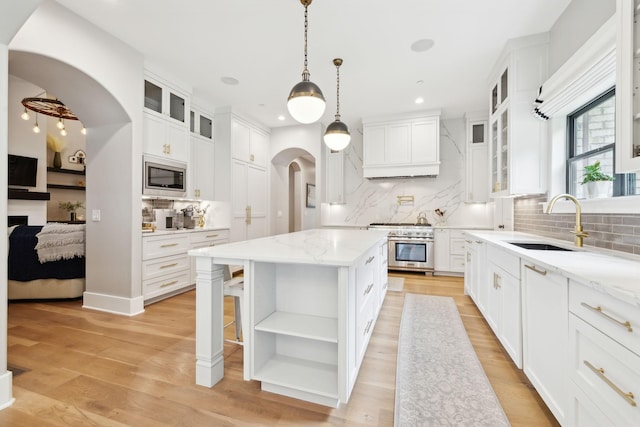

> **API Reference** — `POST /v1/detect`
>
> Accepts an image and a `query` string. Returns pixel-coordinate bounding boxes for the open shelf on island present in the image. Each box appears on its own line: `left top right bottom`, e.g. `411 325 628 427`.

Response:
255 312 338 343
253 354 338 399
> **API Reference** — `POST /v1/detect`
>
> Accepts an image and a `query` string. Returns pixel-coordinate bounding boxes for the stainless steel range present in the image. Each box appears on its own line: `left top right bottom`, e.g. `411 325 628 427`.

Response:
368 222 434 273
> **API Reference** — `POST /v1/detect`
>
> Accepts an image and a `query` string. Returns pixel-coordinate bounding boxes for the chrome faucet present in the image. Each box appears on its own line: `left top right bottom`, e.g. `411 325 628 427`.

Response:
545 193 589 247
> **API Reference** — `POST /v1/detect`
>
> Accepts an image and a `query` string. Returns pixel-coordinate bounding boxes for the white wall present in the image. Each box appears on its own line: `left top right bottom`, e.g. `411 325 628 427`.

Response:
548 0 615 75
9 1 145 313
321 118 493 228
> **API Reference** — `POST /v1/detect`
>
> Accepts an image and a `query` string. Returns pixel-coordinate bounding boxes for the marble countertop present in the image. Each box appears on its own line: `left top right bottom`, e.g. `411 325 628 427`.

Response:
189 228 388 267
464 230 640 307
143 227 229 237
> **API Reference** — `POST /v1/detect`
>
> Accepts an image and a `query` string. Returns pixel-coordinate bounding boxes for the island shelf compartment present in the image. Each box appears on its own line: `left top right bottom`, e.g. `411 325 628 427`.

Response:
250 261 346 407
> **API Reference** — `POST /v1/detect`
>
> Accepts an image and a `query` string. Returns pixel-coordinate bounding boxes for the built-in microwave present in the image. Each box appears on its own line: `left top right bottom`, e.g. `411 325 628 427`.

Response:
142 155 187 198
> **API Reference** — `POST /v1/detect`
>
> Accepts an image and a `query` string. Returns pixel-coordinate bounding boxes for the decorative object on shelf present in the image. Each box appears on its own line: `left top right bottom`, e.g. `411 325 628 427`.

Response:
580 160 613 198
323 58 351 151
68 149 86 166
306 183 316 208
434 208 446 225
47 134 66 169
287 0 325 124
59 201 85 222
21 93 85 135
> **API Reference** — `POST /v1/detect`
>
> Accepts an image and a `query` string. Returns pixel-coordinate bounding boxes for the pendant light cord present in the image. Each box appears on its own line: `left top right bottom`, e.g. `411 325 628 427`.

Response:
302 3 310 80
335 62 341 119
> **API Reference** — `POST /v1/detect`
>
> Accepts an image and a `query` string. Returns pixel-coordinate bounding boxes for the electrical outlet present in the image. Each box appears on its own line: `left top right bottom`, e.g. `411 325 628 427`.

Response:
92 210 101 221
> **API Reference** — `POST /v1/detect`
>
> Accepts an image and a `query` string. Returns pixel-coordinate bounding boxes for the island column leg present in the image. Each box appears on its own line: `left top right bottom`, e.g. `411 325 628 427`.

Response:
194 257 225 387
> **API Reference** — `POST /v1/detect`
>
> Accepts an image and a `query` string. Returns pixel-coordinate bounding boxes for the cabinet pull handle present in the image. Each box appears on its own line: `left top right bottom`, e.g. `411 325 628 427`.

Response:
475 240 483 244
465 239 472 243
160 263 178 269
493 272 501 289
364 319 373 335
365 255 375 265
160 243 179 248
584 360 636 407
206 234 219 238
246 206 252 225
364 283 374 296
160 280 178 288
524 264 547 276
581 302 633 332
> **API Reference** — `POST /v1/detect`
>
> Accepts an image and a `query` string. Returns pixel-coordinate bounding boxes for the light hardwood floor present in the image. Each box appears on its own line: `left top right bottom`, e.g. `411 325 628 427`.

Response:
1 273 559 426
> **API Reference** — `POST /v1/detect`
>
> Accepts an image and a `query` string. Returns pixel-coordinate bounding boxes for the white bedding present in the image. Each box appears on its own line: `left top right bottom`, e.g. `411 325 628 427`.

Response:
34 223 86 263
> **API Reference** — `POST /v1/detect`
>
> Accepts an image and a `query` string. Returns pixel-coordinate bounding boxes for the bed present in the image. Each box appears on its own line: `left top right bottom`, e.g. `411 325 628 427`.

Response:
7 224 86 300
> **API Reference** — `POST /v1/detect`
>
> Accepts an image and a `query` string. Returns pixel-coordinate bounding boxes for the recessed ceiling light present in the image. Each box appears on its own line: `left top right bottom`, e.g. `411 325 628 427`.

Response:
278 115 285 121
416 80 424 85
221 76 239 85
415 97 424 104
410 39 434 53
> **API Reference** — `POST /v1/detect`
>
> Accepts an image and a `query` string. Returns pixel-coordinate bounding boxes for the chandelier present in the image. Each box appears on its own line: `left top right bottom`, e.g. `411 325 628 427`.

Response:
21 95 85 135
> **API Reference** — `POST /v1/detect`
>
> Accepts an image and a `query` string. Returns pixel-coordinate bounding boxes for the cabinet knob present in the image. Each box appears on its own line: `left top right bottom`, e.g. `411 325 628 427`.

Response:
250 154 255 162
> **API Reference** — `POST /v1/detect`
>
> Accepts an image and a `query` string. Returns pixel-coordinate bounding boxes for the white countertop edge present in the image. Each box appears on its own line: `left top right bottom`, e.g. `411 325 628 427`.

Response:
143 227 229 236
463 230 640 307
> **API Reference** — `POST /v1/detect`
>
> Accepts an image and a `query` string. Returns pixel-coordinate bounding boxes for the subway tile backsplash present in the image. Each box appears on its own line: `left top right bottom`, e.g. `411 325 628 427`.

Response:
514 195 640 256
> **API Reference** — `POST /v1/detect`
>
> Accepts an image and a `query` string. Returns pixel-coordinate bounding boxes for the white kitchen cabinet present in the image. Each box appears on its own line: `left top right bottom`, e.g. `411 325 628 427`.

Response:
615 0 640 172
567 279 640 427
377 239 388 311
143 73 190 162
230 159 267 242
214 109 270 241
435 228 465 275
522 260 568 425
488 35 548 196
485 246 522 369
325 145 345 204
142 233 191 303
433 228 450 272
230 117 269 169
362 111 440 178
465 113 489 203
188 229 229 284
189 135 215 200
469 239 488 316
190 106 213 140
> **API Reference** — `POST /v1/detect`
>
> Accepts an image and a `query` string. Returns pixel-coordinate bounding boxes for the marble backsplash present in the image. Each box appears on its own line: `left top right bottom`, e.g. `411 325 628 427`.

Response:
320 118 494 228
514 195 640 256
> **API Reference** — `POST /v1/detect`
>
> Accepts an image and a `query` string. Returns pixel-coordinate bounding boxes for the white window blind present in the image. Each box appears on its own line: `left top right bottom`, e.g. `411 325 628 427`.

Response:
533 16 615 120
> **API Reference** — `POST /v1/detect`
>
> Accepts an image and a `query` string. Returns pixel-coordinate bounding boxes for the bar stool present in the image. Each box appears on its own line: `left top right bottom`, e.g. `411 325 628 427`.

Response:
223 265 244 345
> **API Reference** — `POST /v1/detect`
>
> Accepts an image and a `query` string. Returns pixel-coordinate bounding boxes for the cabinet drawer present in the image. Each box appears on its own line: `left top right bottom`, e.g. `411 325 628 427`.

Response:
569 280 640 356
356 300 375 361
142 253 189 281
450 238 466 255
190 229 230 246
356 249 377 309
487 244 520 279
569 315 640 426
143 234 189 260
450 254 465 272
143 270 191 300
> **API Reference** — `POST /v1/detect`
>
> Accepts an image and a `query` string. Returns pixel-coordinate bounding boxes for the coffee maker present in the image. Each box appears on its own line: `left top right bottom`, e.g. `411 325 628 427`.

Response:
153 209 177 230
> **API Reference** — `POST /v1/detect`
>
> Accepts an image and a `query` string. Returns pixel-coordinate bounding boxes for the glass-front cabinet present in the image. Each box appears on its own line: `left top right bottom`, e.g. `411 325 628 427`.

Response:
488 34 548 197
143 75 188 124
615 0 640 172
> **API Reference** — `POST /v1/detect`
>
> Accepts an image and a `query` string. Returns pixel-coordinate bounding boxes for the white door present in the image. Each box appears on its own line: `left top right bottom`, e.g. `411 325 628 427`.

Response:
247 164 267 240
230 160 248 242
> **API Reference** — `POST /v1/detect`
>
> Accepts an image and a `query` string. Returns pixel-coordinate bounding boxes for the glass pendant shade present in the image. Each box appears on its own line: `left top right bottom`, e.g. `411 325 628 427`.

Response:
287 79 326 124
324 118 351 151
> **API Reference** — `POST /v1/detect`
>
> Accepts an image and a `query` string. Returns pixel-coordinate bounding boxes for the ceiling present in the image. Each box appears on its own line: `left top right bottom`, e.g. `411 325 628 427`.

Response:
54 0 571 129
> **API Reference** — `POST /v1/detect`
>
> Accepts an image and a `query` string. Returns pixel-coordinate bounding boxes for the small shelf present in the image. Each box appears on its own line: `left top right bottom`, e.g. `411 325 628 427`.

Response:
253 354 338 399
8 189 50 200
47 184 86 191
255 312 338 343
47 167 85 176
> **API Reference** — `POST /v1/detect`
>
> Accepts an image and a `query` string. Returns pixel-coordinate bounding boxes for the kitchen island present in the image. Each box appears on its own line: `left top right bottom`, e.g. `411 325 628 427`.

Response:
188 228 389 407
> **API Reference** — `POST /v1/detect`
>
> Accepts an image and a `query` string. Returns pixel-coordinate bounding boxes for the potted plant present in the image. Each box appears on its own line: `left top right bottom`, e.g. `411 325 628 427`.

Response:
59 201 85 221
580 160 613 198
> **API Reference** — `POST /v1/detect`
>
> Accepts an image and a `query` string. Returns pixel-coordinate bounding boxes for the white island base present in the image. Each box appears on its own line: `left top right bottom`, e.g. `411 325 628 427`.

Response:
190 229 389 407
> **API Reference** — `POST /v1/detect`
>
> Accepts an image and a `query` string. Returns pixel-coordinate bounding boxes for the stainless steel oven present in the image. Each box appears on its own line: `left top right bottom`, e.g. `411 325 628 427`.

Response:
368 223 434 273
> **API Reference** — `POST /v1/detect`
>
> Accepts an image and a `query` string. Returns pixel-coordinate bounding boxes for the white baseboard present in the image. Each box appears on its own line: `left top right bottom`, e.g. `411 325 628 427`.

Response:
0 371 14 411
82 292 144 316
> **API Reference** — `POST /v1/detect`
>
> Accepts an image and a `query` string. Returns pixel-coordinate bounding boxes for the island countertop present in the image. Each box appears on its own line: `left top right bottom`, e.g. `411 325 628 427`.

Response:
188 228 388 266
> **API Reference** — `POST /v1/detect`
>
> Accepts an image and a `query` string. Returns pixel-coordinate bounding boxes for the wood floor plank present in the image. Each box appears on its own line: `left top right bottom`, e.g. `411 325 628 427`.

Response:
0 273 559 426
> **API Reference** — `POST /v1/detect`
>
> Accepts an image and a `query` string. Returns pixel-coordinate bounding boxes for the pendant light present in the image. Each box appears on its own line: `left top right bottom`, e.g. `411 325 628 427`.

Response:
287 0 325 124
323 58 350 151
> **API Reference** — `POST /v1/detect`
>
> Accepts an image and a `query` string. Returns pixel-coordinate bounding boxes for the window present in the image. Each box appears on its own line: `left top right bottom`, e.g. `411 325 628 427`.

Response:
567 88 639 198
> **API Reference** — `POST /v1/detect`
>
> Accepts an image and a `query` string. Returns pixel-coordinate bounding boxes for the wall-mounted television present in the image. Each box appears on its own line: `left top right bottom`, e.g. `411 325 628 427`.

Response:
8 154 38 187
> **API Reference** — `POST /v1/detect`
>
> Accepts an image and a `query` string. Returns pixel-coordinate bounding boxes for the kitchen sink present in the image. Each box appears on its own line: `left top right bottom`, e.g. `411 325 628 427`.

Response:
506 242 574 251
